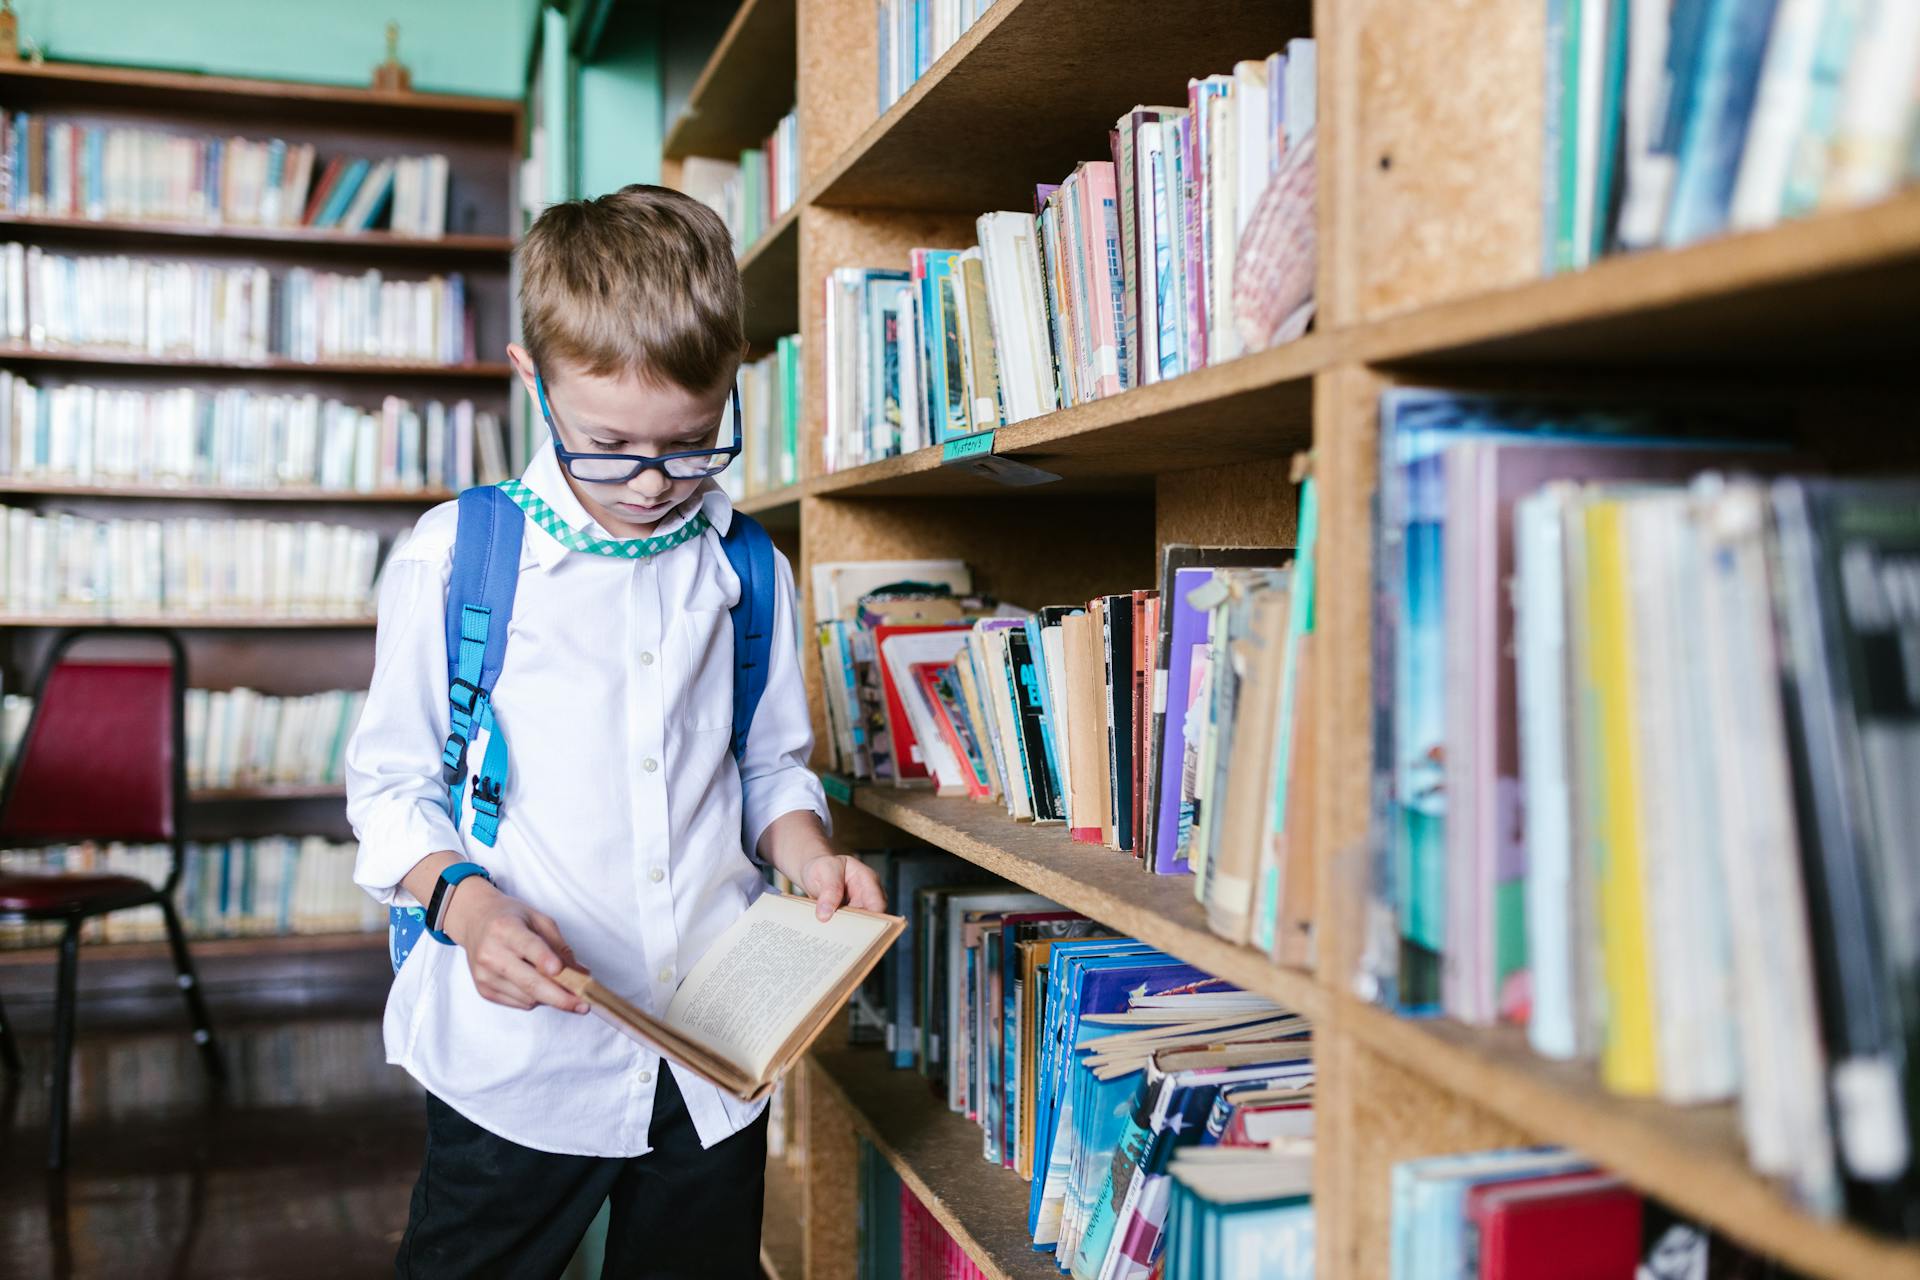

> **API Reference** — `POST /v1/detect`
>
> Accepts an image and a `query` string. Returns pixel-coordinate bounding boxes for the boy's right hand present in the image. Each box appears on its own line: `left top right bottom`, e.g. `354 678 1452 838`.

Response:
444 880 592 1014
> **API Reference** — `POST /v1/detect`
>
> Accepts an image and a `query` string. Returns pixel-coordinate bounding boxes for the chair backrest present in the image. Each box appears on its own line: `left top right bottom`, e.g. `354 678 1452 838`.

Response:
0 629 187 855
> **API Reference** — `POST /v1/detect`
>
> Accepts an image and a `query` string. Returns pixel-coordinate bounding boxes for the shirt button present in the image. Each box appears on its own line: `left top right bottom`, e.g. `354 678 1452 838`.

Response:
649 868 665 883
642 757 658 773
658 967 673 984
639 650 655 666
638 1069 653 1084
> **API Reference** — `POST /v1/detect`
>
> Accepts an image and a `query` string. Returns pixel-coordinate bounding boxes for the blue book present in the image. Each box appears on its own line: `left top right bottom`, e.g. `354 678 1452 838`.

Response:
1664 0 1782 245
316 157 370 229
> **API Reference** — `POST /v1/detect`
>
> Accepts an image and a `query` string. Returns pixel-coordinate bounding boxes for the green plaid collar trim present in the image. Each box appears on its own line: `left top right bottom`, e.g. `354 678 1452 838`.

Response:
497 479 710 560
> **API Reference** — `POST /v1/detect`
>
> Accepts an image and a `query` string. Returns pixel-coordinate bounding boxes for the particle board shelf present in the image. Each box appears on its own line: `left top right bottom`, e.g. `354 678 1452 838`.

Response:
808 330 1327 498
664 0 797 160
189 784 347 802
846 787 1324 1021
735 483 807 528
810 0 1311 213
0 213 515 260
1355 190 1920 370
808 1046 1062 1280
740 205 801 349
0 59 519 134
0 345 514 380
0 479 452 504
1341 1002 1920 1280
0 928 383 967
762 1151 804 1280
0 614 377 629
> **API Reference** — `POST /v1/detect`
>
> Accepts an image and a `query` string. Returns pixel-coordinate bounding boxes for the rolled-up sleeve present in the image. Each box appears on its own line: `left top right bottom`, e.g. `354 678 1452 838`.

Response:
347 536 463 908
739 548 830 861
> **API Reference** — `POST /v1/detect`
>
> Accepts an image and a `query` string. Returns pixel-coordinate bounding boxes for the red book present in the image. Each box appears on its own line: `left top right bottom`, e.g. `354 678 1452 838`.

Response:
302 156 347 226
1466 1172 1641 1280
871 623 970 786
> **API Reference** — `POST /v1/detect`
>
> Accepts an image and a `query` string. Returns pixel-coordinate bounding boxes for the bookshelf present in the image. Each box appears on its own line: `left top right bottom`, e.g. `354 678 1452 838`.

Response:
0 61 520 962
656 0 1920 1277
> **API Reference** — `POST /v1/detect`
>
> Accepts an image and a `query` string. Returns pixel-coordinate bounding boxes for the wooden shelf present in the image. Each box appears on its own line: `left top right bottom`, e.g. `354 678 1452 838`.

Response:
0 479 452 504
846 788 1325 1021
0 345 512 380
189 784 346 802
0 928 383 967
1356 189 1920 370
809 1046 1060 1280
810 331 1326 498
811 0 1310 212
664 0 797 160
0 614 377 630
0 59 518 134
0 213 514 260
736 483 806 530
741 204 801 350
762 1152 804 1280
1342 1004 1920 1280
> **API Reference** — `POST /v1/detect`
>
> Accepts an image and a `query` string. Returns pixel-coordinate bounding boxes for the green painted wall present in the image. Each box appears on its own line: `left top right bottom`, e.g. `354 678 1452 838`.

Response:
12 0 540 99
577 2 663 197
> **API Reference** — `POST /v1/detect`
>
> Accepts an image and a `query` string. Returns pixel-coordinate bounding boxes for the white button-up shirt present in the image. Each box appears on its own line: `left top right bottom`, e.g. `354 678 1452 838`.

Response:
346 442 827 1156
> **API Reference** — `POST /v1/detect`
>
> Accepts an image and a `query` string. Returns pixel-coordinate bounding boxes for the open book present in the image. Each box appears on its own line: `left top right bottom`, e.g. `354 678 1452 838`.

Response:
557 892 904 1101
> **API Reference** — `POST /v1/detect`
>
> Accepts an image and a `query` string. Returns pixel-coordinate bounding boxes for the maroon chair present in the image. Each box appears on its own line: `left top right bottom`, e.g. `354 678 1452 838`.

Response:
0 628 224 1169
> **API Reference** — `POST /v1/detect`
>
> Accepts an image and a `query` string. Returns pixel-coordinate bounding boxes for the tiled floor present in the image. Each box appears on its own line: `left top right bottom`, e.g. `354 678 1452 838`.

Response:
1 944 423 1279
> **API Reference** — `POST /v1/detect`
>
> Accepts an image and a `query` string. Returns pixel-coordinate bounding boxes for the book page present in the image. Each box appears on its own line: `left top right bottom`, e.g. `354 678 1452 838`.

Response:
665 893 895 1081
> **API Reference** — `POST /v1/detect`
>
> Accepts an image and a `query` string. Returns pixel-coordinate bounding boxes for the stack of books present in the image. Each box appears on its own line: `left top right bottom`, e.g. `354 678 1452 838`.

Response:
876 0 999 110
0 373 509 494
0 245 474 365
1365 385 1920 1234
0 505 383 619
0 836 380 947
813 495 1320 959
722 334 801 500
0 112 454 236
679 108 800 257
1548 0 1920 270
850 852 1315 1279
824 43 1317 472
1 687 365 792
1389 1146 1790 1279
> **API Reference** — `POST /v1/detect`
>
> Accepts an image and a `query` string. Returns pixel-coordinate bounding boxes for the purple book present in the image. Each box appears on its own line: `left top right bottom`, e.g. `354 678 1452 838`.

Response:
1033 182 1061 216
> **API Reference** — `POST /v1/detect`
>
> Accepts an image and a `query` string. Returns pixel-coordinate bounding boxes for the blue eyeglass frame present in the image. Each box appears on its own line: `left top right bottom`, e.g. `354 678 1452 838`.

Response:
534 371 743 483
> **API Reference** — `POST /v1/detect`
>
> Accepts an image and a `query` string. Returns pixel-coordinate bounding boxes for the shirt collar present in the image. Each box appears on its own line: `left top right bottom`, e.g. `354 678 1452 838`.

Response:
518 442 736 572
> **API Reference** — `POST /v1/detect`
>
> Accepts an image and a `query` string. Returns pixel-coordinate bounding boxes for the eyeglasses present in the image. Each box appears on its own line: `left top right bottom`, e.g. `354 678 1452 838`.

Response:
535 371 742 483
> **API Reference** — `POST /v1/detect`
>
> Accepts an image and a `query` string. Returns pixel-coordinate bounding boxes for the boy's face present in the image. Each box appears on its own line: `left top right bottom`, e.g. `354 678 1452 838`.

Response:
508 346 740 539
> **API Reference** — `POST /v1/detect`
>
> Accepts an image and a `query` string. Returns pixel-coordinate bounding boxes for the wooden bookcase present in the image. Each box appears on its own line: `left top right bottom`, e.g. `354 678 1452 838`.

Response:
658 1 1920 1278
0 61 519 930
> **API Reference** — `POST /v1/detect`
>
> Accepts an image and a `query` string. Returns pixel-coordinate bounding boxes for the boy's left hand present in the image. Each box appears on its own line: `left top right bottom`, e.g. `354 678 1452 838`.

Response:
799 853 887 921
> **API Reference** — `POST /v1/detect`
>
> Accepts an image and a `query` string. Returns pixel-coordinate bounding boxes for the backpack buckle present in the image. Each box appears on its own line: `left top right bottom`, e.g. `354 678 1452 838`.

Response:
448 678 484 717
441 731 469 784
470 774 503 818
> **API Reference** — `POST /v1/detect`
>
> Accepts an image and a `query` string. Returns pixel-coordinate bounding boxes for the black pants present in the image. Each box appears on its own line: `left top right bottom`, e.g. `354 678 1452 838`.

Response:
396 1068 769 1279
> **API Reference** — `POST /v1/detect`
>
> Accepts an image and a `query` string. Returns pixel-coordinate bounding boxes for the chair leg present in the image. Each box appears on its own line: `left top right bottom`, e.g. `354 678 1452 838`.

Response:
47 919 80 1171
158 897 224 1082
0 983 21 1076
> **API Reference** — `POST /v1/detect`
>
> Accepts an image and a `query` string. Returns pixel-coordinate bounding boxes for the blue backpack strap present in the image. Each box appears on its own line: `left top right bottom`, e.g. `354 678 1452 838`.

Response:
391 486 524 974
722 512 778 763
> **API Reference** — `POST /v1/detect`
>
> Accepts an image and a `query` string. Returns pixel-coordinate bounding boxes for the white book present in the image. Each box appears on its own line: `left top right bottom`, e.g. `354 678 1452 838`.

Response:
1232 61 1272 240
1729 0 1832 230
1571 0 1611 269
1285 38 1317 147
1205 88 1240 363
1822 0 1920 205
975 211 1052 425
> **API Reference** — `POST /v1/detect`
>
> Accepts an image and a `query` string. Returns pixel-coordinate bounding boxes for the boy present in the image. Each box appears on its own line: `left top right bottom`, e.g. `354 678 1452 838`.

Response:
346 185 885 1278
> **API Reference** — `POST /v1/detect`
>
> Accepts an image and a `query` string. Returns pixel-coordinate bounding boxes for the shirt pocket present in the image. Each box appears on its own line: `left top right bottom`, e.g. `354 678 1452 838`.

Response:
670 593 735 735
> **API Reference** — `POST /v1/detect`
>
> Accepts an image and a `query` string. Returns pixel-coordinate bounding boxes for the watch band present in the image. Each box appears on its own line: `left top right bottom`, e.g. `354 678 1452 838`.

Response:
426 862 492 945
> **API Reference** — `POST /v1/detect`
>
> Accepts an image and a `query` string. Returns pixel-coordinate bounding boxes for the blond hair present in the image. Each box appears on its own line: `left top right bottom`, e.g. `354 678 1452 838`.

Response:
517 184 743 391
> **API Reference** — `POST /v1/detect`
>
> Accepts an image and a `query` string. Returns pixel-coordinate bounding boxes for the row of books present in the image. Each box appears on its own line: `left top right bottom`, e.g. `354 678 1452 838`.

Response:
2 687 365 792
0 836 381 948
0 112 455 236
680 109 800 256
848 853 1315 1279
858 1149 990 1280
0 505 382 618
814 513 1320 957
1550 0 1920 270
0 244 476 365
876 0 998 111
823 43 1316 472
717 334 801 501
1390 1145 1799 1280
0 373 510 494
1363 385 1920 1235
